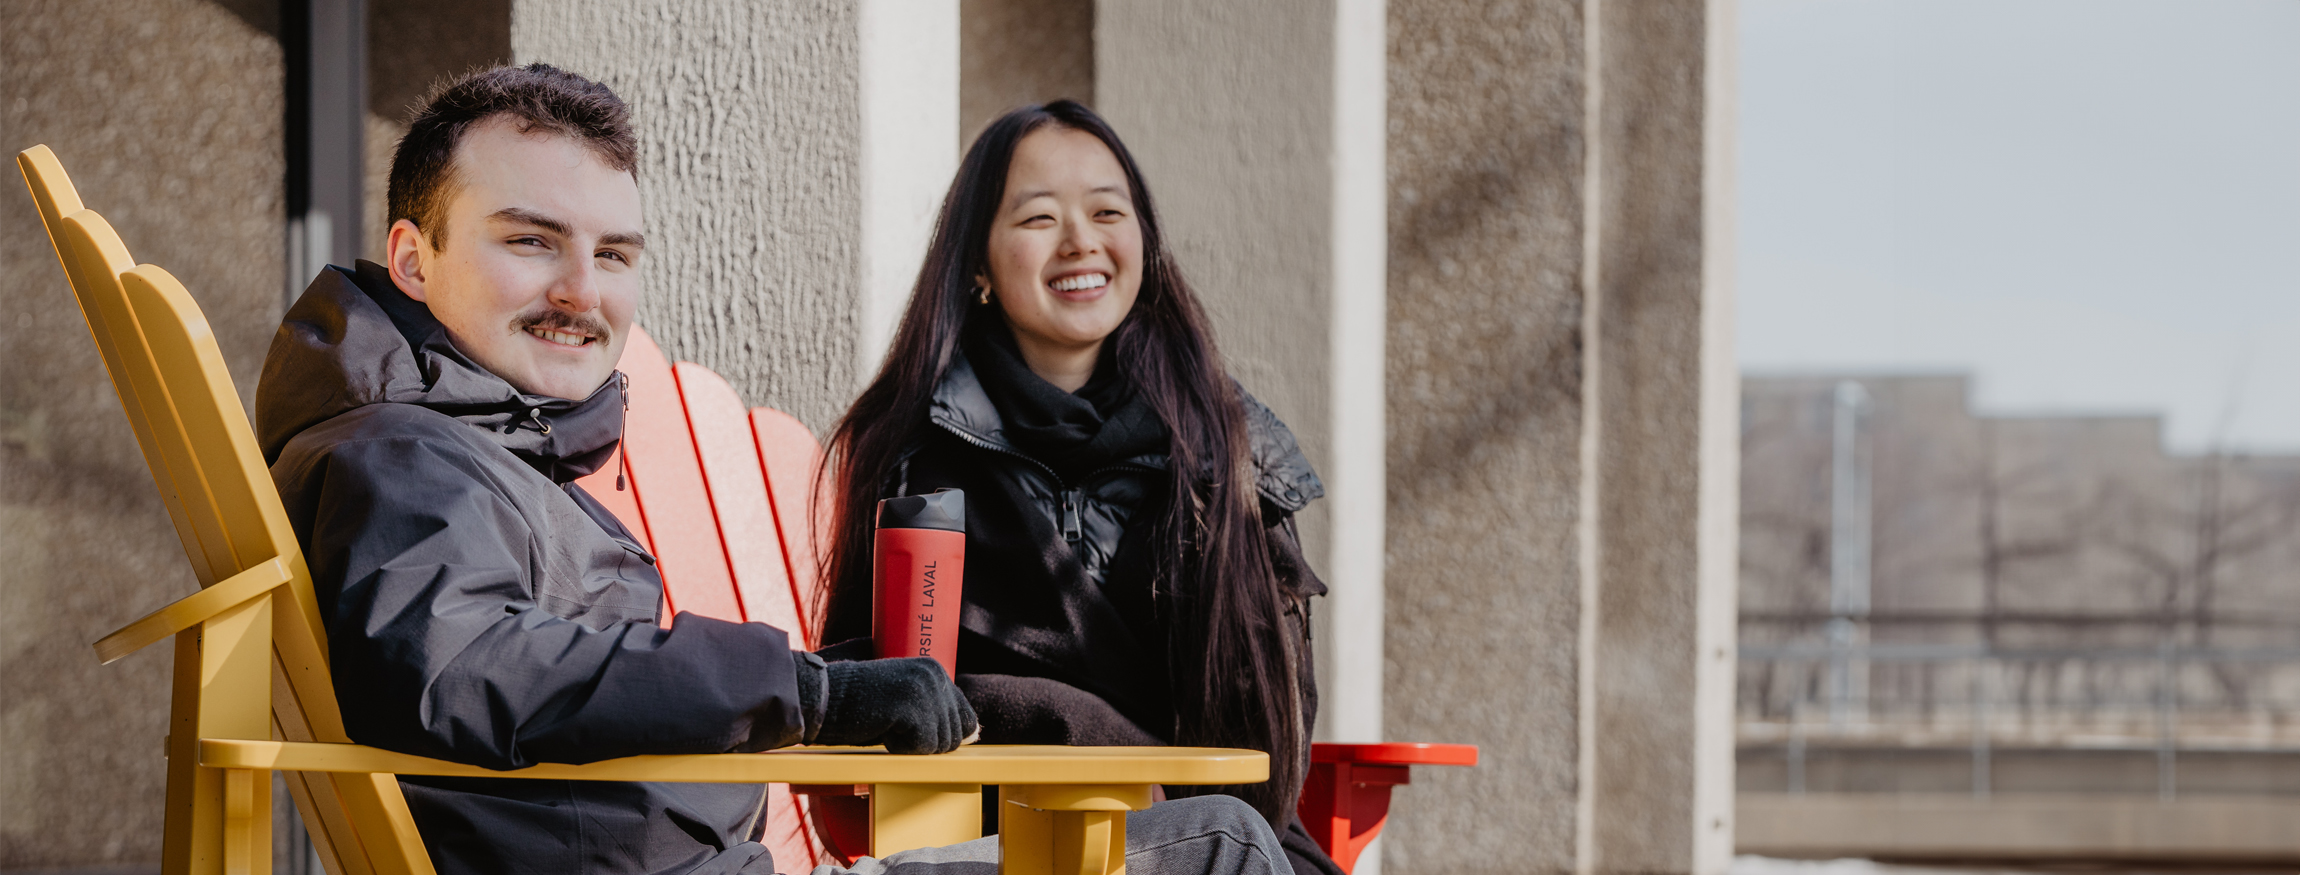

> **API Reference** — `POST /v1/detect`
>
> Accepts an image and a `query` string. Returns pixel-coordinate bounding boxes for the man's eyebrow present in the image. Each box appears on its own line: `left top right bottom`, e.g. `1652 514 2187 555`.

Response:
486 207 571 237
488 207 644 249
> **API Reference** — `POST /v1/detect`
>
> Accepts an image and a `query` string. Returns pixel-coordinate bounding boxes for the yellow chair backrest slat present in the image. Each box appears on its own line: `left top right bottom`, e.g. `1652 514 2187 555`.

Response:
117 263 333 713
18 143 84 238
23 146 436 875
58 213 241 584
20 146 213 584
116 262 432 875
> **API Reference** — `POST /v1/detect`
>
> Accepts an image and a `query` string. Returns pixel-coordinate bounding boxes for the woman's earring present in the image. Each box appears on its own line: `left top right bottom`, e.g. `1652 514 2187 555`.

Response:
976 285 992 306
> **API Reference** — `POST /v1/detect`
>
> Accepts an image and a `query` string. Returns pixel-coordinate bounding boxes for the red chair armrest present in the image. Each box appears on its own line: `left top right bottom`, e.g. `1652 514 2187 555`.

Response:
1299 743 1479 873
1310 741 1479 767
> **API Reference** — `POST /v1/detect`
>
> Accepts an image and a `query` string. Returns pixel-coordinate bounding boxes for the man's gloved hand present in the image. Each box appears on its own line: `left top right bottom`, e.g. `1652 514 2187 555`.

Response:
810 657 979 755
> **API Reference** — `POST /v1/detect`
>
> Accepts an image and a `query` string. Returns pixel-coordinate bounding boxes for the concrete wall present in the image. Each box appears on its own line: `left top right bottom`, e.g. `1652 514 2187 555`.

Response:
1094 0 1339 612
1384 2 1596 868
1089 0 1414 770
514 0 867 433
0 0 284 868
1587 2 1737 870
363 0 514 264
1384 1 1735 872
960 0 1093 141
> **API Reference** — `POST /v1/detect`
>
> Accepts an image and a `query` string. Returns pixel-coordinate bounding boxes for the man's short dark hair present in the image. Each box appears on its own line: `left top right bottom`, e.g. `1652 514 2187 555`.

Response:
387 63 638 250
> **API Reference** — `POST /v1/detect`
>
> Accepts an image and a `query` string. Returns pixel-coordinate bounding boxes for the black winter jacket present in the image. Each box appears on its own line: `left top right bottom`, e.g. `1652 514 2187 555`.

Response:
818 348 1339 875
823 352 1327 736
256 262 814 875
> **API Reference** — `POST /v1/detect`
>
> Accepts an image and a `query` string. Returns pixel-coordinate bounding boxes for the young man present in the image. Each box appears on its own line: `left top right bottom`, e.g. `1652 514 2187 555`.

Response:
254 64 1288 875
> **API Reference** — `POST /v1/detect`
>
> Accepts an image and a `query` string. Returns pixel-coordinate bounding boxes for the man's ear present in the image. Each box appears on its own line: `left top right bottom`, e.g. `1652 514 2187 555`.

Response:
386 219 433 302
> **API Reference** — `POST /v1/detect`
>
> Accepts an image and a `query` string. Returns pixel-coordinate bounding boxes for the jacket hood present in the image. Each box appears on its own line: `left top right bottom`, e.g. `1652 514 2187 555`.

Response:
928 354 1325 513
255 261 625 483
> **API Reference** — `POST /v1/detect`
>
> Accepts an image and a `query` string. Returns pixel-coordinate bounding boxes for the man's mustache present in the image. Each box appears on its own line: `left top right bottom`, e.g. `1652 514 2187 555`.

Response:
512 309 613 346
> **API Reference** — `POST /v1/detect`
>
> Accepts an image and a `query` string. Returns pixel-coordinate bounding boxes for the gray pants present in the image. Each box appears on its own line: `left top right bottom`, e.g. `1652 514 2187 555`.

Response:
811 796 1289 875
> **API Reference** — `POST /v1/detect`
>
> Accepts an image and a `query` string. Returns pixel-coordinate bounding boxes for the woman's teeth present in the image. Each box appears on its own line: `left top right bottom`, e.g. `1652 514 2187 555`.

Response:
527 327 594 346
1049 273 1109 293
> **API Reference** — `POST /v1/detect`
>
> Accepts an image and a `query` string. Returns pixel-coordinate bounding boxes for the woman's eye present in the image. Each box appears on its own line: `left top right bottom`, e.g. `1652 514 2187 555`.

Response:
1096 209 1125 220
1021 214 1056 227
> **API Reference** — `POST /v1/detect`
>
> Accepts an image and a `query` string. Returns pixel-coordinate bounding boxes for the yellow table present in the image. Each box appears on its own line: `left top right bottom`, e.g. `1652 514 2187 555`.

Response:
205 740 1269 875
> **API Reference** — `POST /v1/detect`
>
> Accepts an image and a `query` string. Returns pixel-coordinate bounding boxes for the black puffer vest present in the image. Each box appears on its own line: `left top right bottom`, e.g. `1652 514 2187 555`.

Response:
819 351 1342 875
821 350 1326 744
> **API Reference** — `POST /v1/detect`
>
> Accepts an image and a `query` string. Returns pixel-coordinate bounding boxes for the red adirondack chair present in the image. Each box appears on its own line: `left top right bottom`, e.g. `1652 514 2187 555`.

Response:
568 329 830 868
577 327 1474 873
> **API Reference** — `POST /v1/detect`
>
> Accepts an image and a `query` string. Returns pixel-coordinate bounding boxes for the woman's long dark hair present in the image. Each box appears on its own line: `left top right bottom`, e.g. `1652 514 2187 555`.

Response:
815 101 1306 825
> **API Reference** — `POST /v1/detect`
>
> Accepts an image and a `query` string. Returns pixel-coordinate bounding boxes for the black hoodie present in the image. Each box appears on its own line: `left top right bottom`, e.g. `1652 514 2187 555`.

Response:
257 262 810 875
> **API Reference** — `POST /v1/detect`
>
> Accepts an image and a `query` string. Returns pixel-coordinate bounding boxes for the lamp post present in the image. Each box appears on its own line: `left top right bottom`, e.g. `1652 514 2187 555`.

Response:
1828 380 1872 729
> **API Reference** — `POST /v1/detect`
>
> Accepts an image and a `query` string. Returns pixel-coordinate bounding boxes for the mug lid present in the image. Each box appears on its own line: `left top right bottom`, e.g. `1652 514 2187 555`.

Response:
876 488 965 532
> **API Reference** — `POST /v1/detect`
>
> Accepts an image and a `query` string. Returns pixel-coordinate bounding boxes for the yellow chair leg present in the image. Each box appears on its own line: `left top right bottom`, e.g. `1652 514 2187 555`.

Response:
999 791 1053 875
164 634 204 875
999 785 1149 875
1053 810 1120 875
183 594 274 875
869 783 983 859
224 769 260 875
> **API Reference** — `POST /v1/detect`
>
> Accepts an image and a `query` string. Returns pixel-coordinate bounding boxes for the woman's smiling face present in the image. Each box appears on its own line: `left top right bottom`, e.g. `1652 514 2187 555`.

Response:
981 126 1144 361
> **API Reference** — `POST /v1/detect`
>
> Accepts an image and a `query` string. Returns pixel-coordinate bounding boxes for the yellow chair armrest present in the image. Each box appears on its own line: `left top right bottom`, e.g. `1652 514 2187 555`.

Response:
201 739 1268 786
95 557 294 664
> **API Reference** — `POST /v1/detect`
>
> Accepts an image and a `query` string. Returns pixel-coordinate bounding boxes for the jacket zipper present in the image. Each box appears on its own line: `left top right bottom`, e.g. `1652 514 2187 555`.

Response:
615 372 630 491
1059 490 1083 543
931 419 1066 486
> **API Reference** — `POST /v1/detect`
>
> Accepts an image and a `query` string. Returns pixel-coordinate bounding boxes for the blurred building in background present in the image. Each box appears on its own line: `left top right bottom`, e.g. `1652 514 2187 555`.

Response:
1735 374 2300 863
4 2 1740 874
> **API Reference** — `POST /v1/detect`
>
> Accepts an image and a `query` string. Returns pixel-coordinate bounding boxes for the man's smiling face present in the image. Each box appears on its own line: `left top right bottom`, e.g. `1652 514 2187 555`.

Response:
386 116 645 401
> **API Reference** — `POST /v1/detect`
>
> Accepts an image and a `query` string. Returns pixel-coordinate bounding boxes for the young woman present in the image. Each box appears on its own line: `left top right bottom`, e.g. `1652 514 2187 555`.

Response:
817 101 1338 875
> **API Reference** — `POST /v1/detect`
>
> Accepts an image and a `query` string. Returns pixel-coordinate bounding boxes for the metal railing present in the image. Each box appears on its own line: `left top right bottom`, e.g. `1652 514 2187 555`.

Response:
1738 624 2300 799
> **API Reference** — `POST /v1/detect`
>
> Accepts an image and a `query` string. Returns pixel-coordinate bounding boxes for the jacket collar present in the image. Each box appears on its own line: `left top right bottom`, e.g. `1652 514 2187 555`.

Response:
254 260 625 483
925 354 1324 513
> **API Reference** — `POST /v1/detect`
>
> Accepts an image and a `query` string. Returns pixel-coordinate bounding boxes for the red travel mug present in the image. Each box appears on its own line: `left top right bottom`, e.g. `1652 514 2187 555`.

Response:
871 489 965 679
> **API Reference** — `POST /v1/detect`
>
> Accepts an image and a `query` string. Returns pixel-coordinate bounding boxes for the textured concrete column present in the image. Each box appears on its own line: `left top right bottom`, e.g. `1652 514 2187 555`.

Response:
517 0 956 430
1584 2 1738 871
1094 1 1394 757
1384 1 1736 873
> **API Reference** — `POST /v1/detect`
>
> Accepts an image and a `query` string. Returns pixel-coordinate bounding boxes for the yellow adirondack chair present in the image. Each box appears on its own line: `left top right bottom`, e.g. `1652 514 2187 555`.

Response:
19 144 1266 875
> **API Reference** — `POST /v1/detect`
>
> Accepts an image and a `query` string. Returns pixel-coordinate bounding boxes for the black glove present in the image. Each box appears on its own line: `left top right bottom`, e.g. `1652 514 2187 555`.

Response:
802 656 978 755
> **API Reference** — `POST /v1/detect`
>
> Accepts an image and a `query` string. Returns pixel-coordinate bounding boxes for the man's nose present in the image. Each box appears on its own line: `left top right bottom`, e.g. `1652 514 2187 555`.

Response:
547 255 603 313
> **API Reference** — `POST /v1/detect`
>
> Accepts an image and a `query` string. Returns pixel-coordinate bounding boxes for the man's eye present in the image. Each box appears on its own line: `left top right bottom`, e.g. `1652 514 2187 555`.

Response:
597 250 629 264
510 236 546 247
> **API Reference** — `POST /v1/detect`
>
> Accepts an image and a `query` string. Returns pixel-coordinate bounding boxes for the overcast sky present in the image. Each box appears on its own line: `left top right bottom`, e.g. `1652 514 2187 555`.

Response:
1738 0 2300 453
